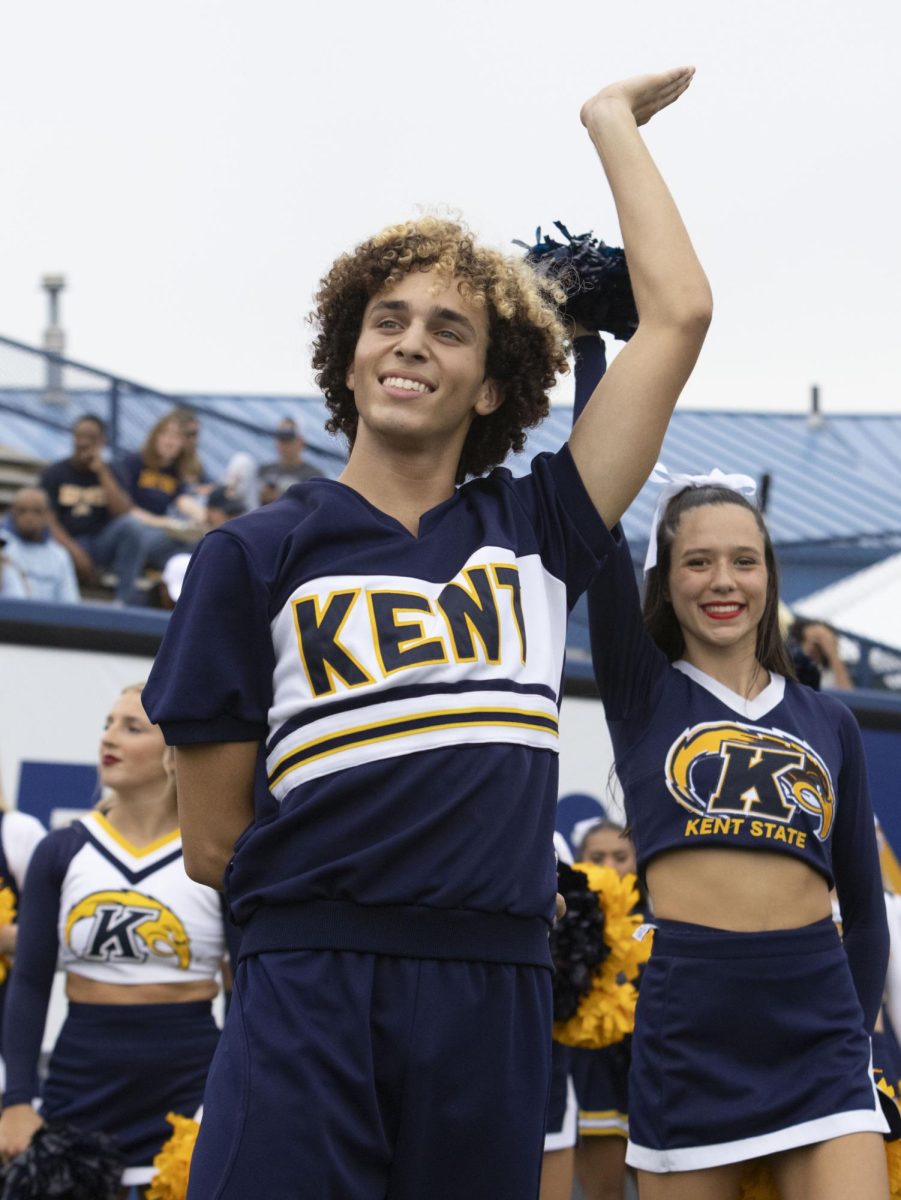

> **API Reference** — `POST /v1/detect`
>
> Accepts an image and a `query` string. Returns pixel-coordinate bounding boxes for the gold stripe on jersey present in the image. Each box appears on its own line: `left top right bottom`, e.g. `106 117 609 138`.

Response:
93 812 180 859
268 701 559 792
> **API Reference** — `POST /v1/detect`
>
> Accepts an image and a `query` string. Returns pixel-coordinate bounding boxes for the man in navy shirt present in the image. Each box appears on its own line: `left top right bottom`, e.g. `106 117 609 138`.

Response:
40 415 147 603
145 69 711 1199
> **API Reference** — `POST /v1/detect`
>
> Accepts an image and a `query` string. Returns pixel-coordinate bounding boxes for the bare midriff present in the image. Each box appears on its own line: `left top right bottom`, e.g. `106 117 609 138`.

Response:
646 846 832 932
65 974 219 1005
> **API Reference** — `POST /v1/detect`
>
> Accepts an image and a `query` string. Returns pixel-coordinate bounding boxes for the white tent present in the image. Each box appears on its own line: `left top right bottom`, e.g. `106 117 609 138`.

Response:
794 552 901 653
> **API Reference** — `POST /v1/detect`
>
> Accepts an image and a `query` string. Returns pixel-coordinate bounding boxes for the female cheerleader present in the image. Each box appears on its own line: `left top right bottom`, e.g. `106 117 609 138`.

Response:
552 299 890 1194
0 684 226 1197
585 467 890 1198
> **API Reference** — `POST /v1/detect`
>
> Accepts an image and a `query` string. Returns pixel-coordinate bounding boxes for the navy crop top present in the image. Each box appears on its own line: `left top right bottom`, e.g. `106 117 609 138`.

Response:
585 520 889 1029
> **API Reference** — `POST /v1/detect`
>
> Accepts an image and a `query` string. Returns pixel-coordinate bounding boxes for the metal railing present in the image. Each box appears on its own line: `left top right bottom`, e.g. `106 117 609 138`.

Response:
0 332 345 477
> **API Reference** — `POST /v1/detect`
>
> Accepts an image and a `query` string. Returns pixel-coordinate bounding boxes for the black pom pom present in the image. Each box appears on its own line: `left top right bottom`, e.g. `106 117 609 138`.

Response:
0 1122 124 1200
549 861 610 1022
516 221 638 341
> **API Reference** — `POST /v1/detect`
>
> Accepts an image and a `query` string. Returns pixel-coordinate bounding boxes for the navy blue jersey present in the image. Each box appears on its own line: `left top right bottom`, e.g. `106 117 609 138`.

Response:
115 452 185 515
587 522 888 1027
144 447 607 949
40 460 114 537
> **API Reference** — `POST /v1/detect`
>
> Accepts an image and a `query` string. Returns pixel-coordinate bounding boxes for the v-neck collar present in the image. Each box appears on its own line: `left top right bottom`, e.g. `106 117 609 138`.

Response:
673 659 786 720
320 477 461 540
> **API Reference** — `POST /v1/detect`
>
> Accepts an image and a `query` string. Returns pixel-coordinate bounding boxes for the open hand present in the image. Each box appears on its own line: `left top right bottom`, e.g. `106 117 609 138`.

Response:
581 67 695 130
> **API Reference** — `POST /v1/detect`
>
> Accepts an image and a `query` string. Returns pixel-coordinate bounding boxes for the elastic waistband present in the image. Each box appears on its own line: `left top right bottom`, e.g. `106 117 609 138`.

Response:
651 915 839 960
238 899 553 969
66 999 214 1023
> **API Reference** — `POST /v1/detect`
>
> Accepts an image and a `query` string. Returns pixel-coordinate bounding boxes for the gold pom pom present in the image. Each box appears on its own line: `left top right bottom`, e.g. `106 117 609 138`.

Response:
552 864 652 1050
0 883 18 985
146 1113 200 1200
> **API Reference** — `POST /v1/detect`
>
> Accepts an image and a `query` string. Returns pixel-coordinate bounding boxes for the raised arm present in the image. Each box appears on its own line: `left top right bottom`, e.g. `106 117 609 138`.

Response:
569 68 712 528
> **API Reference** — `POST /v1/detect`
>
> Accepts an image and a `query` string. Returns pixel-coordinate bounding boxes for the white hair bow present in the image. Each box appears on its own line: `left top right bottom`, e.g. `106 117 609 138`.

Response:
643 463 758 575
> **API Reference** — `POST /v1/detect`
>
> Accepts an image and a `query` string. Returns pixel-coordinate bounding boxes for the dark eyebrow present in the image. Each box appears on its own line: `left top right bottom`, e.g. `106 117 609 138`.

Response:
680 544 761 556
369 299 477 338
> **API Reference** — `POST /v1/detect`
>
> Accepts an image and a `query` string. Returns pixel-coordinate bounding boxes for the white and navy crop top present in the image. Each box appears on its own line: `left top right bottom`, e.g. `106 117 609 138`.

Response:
2 812 226 1106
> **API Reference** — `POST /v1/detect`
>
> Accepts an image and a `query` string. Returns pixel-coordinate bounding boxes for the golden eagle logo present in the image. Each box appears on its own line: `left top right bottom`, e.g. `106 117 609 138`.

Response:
65 890 191 969
665 721 835 840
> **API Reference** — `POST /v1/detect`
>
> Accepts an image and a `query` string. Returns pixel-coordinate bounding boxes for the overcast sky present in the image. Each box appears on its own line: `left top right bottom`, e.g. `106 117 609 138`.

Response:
1 0 899 416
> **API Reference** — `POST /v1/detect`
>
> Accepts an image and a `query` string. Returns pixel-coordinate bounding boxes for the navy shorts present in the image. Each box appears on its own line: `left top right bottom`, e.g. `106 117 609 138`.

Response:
571 1040 631 1138
41 1000 219 1187
188 949 553 1199
627 918 888 1173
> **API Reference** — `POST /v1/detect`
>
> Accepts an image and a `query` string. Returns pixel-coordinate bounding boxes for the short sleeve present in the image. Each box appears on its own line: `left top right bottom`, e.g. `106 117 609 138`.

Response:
587 528 668 721
143 530 275 745
507 445 612 610
39 463 61 511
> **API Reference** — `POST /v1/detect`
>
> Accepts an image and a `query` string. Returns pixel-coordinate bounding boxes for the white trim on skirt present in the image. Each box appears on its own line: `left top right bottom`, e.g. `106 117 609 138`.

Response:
627 1104 888 1174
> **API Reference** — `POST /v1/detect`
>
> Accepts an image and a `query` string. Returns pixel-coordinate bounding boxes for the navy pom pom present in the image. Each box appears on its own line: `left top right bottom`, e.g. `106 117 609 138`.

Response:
516 221 638 341
550 861 610 1022
0 1122 124 1200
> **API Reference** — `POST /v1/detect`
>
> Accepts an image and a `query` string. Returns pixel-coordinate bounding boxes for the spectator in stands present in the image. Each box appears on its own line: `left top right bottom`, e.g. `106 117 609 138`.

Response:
172 407 214 498
115 413 206 569
0 487 79 603
790 617 856 690
257 416 319 504
40 414 147 604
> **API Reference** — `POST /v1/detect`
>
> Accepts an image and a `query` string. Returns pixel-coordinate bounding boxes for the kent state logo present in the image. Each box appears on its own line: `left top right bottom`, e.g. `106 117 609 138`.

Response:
65 890 191 968
665 721 835 840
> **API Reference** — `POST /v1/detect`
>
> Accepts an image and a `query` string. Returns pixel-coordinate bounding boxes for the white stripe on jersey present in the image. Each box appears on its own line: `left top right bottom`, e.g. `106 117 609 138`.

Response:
266 687 560 799
266 547 568 794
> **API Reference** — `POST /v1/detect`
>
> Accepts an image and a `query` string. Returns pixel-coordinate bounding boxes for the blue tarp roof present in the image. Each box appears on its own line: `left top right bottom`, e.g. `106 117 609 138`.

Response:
3 386 901 553
509 408 901 555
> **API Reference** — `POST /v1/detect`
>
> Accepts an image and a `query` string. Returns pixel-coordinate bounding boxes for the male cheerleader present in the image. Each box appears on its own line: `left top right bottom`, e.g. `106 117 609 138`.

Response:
143 68 711 1199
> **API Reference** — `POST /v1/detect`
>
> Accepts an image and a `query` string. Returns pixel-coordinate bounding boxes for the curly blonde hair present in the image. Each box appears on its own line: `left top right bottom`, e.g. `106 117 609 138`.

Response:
311 216 570 481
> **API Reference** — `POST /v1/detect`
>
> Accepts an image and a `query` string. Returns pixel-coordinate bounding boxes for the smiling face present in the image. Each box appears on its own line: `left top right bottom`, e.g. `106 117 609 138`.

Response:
344 269 501 465
667 503 768 663
99 689 169 796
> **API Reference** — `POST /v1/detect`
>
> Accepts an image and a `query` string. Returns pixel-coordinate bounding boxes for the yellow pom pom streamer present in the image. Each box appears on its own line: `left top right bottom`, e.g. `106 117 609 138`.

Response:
146 1113 200 1200
552 864 652 1050
738 1161 780 1200
0 884 18 985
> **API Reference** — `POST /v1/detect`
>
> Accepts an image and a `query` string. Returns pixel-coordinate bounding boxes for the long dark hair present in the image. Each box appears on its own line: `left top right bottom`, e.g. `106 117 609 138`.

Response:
643 485 796 679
